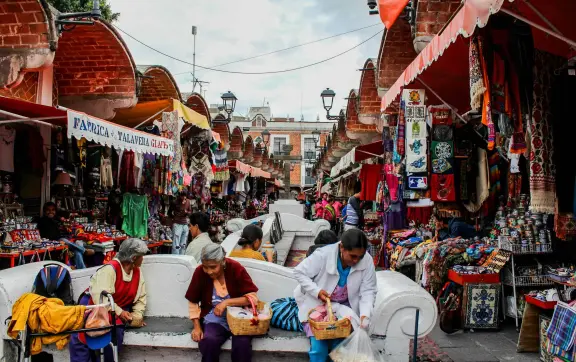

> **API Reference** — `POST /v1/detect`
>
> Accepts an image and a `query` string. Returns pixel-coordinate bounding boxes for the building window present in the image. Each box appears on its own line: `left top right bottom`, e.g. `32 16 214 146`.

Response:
304 166 315 185
254 115 266 127
273 137 287 155
303 137 316 160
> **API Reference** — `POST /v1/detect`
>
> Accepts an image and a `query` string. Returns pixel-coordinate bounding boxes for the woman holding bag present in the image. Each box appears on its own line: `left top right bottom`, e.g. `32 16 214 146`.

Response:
293 229 377 362
185 243 259 362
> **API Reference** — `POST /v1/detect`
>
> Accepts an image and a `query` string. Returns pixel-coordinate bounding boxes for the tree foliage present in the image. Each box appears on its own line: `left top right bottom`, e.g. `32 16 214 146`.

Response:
46 0 119 22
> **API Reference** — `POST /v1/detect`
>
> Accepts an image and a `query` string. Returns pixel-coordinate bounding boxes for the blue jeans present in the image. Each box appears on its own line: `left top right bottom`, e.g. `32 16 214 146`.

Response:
60 238 86 269
172 223 189 255
309 337 343 362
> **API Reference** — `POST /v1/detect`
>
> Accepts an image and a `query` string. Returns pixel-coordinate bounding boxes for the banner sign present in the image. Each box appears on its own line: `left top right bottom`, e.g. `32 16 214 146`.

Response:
67 110 174 156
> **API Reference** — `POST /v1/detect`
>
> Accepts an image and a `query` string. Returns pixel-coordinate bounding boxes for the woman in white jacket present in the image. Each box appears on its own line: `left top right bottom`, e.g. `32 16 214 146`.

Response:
293 229 377 362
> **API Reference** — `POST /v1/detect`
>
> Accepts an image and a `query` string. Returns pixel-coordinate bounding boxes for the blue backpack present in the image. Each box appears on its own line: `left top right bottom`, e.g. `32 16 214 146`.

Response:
270 297 303 332
31 264 74 305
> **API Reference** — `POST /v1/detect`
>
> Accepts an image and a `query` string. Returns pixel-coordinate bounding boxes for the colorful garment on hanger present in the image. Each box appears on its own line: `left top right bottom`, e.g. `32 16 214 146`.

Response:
469 38 486 111
359 164 380 201
121 193 150 238
162 110 184 173
100 156 113 188
119 151 135 190
476 36 496 150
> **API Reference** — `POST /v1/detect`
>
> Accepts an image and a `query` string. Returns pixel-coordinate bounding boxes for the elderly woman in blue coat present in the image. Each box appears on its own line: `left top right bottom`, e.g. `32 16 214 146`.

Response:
293 229 377 362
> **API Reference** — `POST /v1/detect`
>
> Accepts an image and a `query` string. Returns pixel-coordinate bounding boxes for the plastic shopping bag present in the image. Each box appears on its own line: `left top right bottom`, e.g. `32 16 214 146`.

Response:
329 328 386 362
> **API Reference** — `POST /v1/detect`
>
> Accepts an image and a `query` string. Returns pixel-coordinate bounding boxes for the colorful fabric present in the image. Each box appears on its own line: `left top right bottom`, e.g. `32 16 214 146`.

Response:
529 50 559 214
546 303 576 358
431 174 456 202
463 283 500 329
476 36 496 150
121 193 150 238
432 141 454 160
555 213 576 241
469 38 486 111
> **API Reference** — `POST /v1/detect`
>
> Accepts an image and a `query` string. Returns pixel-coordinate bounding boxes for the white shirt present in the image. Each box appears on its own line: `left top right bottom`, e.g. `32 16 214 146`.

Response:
293 243 377 323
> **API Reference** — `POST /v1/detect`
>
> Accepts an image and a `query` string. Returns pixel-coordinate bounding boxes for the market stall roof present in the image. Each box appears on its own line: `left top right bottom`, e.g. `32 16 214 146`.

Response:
0 96 174 157
381 0 576 112
228 160 271 178
112 99 209 129
323 166 362 194
330 141 383 177
0 96 67 124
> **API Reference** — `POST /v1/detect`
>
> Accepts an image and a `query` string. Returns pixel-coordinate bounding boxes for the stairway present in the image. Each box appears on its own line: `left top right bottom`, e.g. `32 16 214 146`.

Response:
275 231 296 266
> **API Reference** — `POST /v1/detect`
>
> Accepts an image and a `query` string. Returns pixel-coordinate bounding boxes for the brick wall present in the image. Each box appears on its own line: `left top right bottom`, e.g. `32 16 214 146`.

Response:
290 163 301 186
53 21 135 98
138 68 180 102
415 0 461 51
378 19 417 90
0 71 38 102
0 1 50 49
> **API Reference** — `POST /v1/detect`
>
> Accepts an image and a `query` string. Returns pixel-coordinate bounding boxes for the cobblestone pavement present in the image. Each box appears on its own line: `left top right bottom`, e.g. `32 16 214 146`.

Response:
411 322 542 362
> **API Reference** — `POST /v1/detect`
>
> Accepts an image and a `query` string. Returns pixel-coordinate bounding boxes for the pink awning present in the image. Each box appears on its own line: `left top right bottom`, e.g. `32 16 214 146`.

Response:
228 160 251 174
382 0 576 111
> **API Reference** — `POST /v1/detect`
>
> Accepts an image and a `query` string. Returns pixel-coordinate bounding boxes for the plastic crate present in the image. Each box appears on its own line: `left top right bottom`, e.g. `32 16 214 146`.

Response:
525 295 557 310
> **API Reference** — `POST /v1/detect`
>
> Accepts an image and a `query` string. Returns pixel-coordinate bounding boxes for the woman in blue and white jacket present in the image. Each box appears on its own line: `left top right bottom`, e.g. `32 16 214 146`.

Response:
293 229 377 362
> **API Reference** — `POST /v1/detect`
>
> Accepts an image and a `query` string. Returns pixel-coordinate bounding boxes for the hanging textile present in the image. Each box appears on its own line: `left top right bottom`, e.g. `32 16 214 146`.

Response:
469 38 486 111
529 50 559 214
463 148 490 212
359 164 381 201
162 110 183 174
121 193 150 238
476 36 496 151
119 151 135 190
0 126 16 172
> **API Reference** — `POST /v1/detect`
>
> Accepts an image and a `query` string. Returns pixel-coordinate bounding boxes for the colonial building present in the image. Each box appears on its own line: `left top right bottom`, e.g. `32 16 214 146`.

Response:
217 106 335 188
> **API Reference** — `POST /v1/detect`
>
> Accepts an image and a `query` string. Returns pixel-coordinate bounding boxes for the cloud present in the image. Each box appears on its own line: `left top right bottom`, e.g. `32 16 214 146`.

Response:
111 0 383 121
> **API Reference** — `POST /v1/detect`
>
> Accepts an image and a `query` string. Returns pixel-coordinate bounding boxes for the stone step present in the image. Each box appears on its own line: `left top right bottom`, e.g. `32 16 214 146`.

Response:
274 232 296 267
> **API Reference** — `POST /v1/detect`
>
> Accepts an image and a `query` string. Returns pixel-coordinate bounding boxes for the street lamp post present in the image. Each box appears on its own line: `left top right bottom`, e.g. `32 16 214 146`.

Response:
320 88 342 121
221 91 237 121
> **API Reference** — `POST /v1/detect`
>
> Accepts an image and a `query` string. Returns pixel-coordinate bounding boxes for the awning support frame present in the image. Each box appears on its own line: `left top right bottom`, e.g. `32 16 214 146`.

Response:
133 106 170 129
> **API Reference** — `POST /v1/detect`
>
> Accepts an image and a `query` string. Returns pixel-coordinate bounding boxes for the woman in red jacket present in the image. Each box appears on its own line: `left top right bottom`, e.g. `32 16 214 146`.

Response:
185 243 258 362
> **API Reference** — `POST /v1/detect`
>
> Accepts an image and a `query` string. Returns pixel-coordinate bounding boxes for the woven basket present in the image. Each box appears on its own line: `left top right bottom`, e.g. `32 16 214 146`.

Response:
227 296 271 336
308 298 352 340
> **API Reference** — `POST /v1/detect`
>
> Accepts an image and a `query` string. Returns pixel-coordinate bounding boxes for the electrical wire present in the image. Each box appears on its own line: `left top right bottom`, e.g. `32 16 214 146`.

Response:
171 23 381 75
114 25 383 75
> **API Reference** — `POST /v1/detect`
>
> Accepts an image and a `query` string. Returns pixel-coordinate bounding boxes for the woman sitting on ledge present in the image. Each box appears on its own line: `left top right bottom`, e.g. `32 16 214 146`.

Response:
186 244 259 362
229 224 267 262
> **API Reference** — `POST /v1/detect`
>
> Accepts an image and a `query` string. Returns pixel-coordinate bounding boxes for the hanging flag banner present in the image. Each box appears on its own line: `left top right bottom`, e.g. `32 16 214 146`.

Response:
67 110 174 156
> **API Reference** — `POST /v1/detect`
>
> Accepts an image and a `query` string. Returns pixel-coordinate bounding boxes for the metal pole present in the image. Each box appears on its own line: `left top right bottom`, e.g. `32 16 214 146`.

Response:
412 308 420 362
192 26 197 93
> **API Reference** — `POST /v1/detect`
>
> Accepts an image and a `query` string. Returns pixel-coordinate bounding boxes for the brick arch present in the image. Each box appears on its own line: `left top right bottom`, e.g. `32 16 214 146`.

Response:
53 20 137 120
229 126 244 159
212 119 230 146
414 0 461 53
252 143 263 168
243 135 254 163
377 19 417 91
185 93 211 124
344 89 358 132
137 65 181 102
0 0 58 88
358 58 380 125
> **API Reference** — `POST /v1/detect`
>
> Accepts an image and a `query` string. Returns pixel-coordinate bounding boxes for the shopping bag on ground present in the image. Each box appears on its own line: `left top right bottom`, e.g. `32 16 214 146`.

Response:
329 328 386 362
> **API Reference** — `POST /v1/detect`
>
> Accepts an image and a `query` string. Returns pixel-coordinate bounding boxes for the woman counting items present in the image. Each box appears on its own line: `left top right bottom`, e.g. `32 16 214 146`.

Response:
294 229 377 362
186 244 259 362
69 238 149 362
229 224 266 261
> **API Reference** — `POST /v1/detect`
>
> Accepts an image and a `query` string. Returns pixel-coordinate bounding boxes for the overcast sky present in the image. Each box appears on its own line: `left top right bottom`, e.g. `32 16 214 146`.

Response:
110 0 384 121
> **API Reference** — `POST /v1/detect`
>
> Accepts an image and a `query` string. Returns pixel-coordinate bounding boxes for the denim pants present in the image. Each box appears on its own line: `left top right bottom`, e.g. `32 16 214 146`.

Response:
309 337 343 362
172 223 189 255
199 323 252 362
60 238 86 269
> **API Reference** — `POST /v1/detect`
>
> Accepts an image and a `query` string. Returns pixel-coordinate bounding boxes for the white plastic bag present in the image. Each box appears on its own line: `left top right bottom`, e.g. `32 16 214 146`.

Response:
329 328 386 362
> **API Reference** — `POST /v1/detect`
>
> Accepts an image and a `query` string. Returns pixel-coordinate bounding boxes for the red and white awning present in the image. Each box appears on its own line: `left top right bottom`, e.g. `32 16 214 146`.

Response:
381 0 576 112
330 141 383 177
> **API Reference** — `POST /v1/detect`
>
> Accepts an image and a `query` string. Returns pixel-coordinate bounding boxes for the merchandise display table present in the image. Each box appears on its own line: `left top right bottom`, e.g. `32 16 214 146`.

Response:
0 245 69 268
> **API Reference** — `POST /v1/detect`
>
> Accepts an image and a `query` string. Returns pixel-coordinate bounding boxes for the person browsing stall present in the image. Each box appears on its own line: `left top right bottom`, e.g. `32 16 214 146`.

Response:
294 229 377 362
186 212 214 263
69 238 148 362
36 202 90 269
306 229 339 257
345 183 364 231
229 224 266 262
185 244 259 362
169 192 191 255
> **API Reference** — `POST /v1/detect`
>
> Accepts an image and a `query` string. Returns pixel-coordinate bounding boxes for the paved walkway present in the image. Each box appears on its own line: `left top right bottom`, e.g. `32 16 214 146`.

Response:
413 322 541 362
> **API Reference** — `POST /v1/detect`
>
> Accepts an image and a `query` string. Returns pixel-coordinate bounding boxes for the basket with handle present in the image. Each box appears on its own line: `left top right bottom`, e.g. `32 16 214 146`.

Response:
308 298 352 340
227 295 271 336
